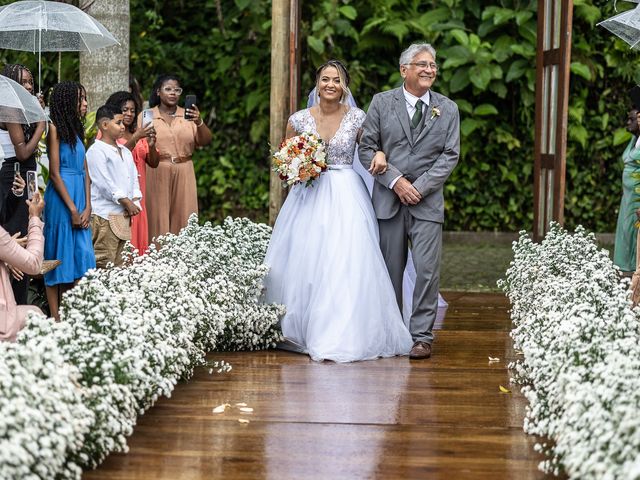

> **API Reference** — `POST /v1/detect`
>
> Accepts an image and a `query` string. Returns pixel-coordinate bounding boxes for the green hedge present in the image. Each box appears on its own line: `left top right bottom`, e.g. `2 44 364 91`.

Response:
1 0 637 231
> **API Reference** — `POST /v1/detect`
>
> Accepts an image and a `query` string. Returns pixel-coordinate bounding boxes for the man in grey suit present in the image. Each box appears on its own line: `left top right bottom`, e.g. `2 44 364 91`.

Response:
359 43 460 359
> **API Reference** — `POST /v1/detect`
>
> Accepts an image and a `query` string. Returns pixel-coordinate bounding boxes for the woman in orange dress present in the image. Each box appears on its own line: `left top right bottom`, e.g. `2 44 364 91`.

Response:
104 91 158 253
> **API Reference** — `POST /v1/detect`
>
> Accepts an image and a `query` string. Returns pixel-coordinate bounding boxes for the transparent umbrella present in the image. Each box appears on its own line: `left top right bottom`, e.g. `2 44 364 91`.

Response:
0 75 47 125
0 0 119 90
599 3 640 49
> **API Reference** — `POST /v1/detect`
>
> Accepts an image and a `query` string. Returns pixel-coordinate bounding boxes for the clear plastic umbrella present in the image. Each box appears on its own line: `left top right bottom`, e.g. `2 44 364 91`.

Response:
0 75 47 125
0 0 119 89
599 3 640 49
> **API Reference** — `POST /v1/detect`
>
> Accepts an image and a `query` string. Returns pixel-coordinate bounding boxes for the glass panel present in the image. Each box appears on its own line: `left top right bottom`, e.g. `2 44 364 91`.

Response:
544 0 552 50
553 0 562 49
538 169 547 235
547 65 559 155
546 168 555 227
541 66 550 154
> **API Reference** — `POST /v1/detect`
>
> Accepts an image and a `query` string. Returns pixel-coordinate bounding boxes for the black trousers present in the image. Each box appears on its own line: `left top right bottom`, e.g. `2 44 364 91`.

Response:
1 157 36 305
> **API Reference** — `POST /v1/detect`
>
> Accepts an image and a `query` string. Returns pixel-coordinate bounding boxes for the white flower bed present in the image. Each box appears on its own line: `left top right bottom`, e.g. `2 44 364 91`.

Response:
500 223 640 479
0 216 284 479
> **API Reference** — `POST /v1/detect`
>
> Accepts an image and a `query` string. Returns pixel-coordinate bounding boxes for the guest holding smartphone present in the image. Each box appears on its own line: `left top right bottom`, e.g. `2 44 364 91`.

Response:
104 91 158 254
0 192 46 342
44 81 96 320
0 64 46 304
145 74 212 241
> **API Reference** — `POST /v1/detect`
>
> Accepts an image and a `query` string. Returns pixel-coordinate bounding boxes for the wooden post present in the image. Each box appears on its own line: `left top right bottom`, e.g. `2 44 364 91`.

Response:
533 0 574 241
269 0 291 225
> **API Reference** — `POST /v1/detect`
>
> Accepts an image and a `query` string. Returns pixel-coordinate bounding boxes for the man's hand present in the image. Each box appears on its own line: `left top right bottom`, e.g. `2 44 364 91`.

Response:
393 177 422 206
120 198 141 217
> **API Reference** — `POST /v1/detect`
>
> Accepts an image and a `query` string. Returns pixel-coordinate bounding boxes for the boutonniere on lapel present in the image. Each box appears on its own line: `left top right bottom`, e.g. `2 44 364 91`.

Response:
431 106 441 120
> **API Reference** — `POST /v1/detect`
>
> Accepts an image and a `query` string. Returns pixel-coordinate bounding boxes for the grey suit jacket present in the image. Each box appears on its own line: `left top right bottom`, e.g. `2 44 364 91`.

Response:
358 87 460 222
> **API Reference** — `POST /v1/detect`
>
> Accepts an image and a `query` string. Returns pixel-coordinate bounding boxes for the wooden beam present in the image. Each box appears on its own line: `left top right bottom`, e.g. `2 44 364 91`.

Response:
268 0 291 225
533 0 573 241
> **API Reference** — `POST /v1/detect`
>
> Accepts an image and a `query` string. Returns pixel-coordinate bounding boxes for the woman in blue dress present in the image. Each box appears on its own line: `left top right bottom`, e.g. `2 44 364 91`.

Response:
44 81 95 319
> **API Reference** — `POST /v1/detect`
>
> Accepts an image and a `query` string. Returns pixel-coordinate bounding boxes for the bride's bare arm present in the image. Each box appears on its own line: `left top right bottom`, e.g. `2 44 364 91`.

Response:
285 122 296 140
369 151 388 175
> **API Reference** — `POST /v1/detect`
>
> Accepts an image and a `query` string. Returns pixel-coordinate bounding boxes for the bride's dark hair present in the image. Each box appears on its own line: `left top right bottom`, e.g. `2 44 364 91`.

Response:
315 60 351 103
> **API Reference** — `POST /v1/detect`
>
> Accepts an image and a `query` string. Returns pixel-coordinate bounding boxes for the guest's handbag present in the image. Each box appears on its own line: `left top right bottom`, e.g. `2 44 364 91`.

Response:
108 213 132 241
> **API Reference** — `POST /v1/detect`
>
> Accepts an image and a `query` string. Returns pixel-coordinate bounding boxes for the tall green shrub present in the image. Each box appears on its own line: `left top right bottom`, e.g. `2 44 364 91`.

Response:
1 0 638 231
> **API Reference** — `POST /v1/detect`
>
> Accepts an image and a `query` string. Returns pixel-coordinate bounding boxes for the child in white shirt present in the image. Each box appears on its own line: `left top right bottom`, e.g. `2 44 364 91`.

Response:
86 104 142 267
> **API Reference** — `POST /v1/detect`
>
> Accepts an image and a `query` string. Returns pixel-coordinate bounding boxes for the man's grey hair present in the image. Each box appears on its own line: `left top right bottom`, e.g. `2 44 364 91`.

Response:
399 43 437 66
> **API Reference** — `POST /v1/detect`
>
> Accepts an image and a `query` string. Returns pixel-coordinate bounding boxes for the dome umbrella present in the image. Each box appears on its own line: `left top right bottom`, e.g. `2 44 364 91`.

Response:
598 3 640 49
0 0 119 92
0 75 47 125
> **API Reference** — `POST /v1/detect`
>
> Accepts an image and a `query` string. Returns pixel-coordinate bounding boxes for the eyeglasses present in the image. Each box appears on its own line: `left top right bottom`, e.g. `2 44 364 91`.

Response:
406 62 438 71
162 87 183 95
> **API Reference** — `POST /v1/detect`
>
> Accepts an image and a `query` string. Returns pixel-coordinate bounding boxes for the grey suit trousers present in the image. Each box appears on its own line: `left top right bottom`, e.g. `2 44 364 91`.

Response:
379 207 442 344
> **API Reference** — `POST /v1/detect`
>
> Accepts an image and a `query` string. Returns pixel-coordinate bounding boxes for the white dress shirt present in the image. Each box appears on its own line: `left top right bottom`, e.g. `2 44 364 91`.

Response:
388 86 431 189
86 139 142 220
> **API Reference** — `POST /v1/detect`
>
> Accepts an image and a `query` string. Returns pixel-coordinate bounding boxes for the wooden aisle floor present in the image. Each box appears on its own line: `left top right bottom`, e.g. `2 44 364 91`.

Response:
83 292 546 480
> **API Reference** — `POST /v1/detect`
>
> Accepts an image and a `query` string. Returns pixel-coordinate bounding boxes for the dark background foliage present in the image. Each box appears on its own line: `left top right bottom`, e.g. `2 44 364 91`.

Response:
1 0 638 231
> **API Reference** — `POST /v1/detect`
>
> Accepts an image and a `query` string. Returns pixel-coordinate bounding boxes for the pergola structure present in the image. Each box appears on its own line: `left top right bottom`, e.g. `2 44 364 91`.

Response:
268 0 574 238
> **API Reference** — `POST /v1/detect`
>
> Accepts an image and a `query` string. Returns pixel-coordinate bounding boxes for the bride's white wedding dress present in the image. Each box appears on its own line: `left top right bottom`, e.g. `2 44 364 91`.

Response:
263 107 413 362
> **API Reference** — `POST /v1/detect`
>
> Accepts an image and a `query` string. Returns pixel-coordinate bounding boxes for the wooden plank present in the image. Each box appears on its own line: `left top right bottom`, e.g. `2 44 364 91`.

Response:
83 293 545 479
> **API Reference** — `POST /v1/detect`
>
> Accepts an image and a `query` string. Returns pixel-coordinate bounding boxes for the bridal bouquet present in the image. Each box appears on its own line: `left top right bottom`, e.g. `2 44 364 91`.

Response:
272 132 327 187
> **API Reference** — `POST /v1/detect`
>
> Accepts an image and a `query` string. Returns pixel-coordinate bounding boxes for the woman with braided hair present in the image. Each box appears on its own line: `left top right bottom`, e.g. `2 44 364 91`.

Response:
43 81 95 320
0 64 46 304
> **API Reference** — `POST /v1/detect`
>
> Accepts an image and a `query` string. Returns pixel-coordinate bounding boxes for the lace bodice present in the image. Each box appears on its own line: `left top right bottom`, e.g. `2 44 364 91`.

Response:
289 108 366 165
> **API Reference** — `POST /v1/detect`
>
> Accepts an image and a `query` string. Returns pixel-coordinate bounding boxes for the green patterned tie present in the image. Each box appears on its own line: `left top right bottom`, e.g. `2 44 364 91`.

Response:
411 99 424 128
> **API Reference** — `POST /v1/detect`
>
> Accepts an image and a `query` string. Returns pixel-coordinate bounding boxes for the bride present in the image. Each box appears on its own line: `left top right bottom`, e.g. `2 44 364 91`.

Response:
263 60 413 362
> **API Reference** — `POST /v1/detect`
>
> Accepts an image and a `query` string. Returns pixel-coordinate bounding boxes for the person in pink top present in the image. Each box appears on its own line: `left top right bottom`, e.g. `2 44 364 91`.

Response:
0 191 45 342
103 91 159 254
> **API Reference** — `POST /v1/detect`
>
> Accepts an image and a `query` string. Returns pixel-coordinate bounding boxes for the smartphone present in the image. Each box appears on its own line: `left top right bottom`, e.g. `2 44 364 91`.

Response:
184 95 197 120
142 108 154 128
13 162 20 178
26 170 37 200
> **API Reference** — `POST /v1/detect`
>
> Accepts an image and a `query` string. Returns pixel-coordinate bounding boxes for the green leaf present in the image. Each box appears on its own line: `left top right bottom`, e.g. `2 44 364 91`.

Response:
570 62 592 81
474 104 499 116
382 20 409 41
338 5 357 20
493 35 514 63
450 29 469 46
461 118 484 136
515 11 533 26
441 45 472 69
469 65 492 90
569 124 588 149
449 67 471 93
455 99 473 114
245 90 264 115
518 21 537 45
575 4 601 25
506 59 528 82
613 128 632 147
234 0 252 10
307 36 325 54
493 8 515 25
